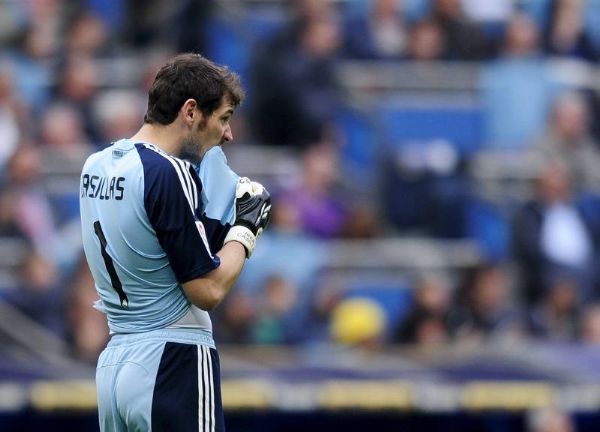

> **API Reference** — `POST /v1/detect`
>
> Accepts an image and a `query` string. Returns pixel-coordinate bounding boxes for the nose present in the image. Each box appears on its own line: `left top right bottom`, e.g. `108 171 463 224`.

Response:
222 125 233 143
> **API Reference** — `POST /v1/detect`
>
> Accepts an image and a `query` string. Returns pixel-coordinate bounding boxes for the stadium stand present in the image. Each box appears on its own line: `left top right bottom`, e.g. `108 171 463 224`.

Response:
3 0 600 430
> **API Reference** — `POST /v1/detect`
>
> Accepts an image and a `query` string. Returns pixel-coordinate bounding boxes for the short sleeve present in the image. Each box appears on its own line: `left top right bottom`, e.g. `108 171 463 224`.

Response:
137 144 220 282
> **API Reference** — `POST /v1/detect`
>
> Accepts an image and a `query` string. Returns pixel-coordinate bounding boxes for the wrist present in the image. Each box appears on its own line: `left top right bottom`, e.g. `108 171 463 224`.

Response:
224 225 256 258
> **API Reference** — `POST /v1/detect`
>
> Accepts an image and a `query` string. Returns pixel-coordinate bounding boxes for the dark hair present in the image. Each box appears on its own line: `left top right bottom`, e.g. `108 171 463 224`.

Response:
144 53 244 125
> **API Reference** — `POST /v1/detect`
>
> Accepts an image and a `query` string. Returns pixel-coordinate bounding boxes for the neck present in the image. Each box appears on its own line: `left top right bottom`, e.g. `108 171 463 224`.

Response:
130 123 183 156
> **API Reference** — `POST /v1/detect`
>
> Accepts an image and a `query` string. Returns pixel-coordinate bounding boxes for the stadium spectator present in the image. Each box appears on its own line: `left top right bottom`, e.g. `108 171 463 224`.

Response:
342 0 409 60
5 145 58 258
449 263 524 343
249 2 342 148
7 141 83 274
0 186 28 242
4 249 66 338
481 12 556 148
172 0 215 54
92 89 146 145
278 142 349 238
501 12 544 58
393 274 451 346
407 19 446 61
580 303 600 344
513 161 597 307
250 275 300 345
53 55 102 144
39 102 94 165
36 102 95 229
268 0 336 55
16 0 63 60
120 0 174 48
216 274 307 346
527 91 600 194
2 24 54 113
64 11 110 58
213 289 256 344
66 255 109 363
542 0 599 62
528 274 580 340
429 0 493 60
0 183 31 290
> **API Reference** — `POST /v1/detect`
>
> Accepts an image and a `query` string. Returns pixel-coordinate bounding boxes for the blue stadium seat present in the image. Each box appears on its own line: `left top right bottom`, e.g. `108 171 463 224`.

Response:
335 106 378 185
85 0 126 32
378 101 484 156
465 198 510 262
204 17 251 84
245 5 286 41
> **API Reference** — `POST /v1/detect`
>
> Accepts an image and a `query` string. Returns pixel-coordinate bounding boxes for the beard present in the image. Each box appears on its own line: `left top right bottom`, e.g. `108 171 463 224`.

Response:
179 118 207 165
179 134 202 165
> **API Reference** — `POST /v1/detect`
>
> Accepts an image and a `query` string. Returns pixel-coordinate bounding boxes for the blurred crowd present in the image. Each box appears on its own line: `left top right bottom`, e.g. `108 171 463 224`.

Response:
2 0 600 366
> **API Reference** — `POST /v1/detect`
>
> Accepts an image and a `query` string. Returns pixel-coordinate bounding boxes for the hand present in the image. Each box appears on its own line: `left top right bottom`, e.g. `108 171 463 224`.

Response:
224 177 272 257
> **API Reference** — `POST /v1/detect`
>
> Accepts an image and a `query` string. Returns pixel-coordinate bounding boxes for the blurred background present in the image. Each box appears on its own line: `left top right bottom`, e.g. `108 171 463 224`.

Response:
2 0 600 430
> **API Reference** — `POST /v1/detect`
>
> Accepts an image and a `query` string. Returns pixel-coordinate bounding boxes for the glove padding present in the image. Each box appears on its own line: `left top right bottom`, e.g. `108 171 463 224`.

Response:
224 177 272 257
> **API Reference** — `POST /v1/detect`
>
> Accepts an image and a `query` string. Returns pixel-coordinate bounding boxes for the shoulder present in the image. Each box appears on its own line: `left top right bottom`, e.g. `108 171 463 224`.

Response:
136 143 187 169
135 144 201 208
81 147 108 171
136 143 197 181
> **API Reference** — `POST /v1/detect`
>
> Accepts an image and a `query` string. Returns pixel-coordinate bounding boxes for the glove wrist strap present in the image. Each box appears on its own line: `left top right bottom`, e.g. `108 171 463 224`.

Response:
224 225 256 258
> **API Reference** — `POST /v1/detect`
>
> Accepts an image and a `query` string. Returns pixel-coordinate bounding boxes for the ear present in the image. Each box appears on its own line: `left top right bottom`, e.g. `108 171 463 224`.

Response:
181 99 199 125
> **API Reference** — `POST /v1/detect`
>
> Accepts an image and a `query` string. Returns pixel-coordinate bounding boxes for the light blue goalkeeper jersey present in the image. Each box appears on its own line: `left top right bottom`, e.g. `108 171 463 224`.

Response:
80 139 235 334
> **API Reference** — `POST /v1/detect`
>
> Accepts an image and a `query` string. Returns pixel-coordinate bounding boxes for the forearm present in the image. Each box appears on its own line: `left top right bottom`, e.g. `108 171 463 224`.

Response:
213 240 247 292
182 241 246 310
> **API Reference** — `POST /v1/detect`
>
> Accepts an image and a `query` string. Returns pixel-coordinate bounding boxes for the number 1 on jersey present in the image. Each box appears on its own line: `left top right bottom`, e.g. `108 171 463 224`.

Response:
94 221 129 308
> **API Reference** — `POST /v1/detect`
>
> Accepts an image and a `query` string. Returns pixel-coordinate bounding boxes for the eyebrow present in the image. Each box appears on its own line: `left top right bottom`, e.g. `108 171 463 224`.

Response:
221 109 234 117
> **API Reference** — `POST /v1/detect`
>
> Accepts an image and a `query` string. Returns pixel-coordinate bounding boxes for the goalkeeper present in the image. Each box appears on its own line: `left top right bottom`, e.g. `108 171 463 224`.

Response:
80 53 271 432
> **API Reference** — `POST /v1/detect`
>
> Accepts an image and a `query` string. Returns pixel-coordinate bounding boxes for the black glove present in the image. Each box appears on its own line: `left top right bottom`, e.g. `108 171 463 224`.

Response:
224 177 272 257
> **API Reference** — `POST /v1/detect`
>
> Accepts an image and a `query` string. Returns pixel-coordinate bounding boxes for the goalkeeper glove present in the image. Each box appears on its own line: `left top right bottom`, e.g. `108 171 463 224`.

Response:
224 177 272 258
